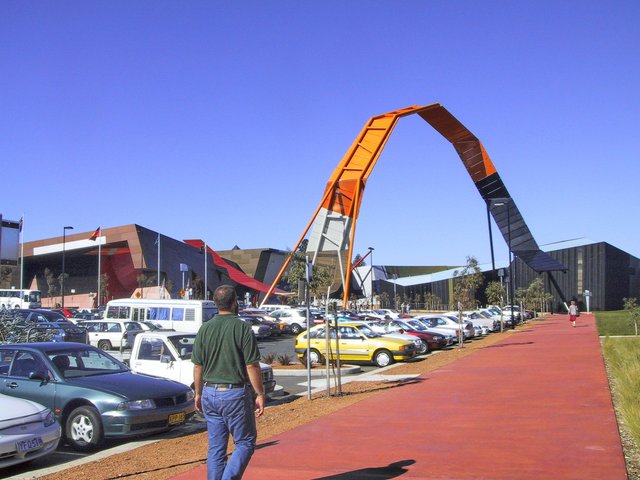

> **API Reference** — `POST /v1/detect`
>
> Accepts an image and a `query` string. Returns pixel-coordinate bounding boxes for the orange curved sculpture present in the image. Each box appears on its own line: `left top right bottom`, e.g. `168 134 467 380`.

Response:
261 103 564 307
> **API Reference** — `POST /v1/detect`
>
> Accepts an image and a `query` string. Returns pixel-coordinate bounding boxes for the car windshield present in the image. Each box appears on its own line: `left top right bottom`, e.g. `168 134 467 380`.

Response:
355 324 379 338
407 320 427 331
141 321 162 330
168 335 196 359
47 347 128 378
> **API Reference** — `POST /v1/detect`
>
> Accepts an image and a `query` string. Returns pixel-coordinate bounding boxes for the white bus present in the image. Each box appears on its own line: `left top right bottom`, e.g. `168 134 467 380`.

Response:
103 298 218 333
0 289 42 309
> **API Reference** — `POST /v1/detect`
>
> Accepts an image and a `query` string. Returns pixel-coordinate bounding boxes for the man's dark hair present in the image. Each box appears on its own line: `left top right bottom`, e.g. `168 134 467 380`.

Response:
214 285 237 310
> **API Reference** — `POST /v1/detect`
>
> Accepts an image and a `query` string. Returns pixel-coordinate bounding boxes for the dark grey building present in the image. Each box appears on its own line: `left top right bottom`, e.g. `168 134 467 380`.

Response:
376 239 640 312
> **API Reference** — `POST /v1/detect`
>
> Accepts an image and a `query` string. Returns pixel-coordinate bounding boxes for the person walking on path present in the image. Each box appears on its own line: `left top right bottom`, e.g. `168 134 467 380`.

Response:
192 285 265 480
568 300 579 327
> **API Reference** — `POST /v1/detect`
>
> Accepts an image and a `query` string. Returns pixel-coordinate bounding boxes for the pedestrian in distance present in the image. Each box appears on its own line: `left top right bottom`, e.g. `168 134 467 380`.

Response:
568 300 579 327
192 284 265 480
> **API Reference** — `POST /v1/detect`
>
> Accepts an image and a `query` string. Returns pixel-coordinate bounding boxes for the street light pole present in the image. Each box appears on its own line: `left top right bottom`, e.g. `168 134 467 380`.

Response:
61 226 74 308
506 203 515 329
204 242 208 300
368 247 374 309
393 273 398 311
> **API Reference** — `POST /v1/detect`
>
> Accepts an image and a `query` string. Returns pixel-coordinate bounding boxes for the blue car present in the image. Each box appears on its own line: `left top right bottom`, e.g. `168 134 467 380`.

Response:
0 342 195 451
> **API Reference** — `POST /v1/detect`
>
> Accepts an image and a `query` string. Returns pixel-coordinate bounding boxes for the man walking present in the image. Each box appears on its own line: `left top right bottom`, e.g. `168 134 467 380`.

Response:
193 285 265 479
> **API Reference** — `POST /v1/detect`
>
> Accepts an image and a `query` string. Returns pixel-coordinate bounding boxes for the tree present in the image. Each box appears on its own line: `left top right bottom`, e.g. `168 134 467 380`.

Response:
99 273 110 305
452 256 484 310
57 272 69 298
424 292 441 311
379 292 390 308
485 281 505 307
284 241 334 302
623 297 640 336
44 268 57 306
0 266 13 288
525 277 547 315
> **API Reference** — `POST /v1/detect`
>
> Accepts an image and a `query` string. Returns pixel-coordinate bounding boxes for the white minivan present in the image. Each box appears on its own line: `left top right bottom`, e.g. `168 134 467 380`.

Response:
103 299 218 333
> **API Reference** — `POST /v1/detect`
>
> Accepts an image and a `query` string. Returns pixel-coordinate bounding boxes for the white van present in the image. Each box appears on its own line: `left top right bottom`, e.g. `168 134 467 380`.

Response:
103 299 218 333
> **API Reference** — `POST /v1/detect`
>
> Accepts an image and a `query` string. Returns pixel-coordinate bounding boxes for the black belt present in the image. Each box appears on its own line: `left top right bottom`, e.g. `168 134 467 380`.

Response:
204 382 245 389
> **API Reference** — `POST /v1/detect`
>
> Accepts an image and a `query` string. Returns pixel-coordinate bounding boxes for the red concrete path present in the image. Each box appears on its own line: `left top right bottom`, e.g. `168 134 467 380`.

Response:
173 314 628 479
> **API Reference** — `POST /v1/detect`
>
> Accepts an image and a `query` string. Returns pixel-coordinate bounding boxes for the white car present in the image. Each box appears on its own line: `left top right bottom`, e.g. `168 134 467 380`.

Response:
0 394 61 468
238 316 272 339
358 320 428 354
269 308 308 334
414 315 474 340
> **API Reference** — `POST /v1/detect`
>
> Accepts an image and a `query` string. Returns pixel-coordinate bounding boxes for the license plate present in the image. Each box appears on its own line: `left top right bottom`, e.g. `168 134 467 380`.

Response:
16 436 44 453
168 412 186 425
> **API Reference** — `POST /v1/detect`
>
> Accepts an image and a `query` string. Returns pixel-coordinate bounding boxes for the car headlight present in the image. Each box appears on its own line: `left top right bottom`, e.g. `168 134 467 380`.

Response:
186 390 195 402
43 409 57 427
434 336 444 341
117 399 156 411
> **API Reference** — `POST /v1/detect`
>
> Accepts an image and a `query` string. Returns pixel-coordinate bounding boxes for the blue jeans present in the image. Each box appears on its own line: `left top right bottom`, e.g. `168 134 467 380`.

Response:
202 385 257 480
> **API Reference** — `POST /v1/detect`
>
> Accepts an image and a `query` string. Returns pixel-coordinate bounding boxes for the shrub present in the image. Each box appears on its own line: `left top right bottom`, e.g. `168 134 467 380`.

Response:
261 353 276 365
277 354 293 366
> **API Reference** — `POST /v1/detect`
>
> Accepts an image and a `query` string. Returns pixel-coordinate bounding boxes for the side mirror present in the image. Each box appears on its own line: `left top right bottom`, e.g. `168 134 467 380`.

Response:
29 371 49 385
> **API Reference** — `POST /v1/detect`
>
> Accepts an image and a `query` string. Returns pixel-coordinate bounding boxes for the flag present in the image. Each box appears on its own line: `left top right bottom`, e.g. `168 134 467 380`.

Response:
89 227 101 241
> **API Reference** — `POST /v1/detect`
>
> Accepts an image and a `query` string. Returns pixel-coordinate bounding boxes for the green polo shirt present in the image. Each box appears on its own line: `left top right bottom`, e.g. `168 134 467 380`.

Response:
192 313 260 385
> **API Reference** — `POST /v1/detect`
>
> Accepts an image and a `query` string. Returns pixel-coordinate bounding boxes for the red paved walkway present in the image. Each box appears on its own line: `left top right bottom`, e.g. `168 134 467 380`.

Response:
174 314 628 479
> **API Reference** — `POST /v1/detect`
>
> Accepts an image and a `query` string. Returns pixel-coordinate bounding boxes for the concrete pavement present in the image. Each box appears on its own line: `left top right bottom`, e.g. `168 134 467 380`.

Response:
173 313 628 479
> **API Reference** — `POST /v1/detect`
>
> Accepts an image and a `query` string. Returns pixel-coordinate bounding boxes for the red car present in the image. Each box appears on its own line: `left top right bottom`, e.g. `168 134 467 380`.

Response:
52 308 76 318
387 319 450 352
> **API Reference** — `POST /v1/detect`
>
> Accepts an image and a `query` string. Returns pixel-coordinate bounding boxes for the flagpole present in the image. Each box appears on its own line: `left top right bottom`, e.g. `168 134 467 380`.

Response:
97 232 102 307
19 215 24 289
157 233 161 294
204 242 207 300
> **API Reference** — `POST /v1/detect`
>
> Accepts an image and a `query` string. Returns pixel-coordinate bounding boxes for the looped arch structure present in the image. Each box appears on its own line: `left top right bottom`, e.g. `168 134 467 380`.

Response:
261 103 566 307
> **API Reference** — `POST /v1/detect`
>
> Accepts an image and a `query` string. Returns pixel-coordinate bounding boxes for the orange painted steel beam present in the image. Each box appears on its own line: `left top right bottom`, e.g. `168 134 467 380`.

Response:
262 102 563 308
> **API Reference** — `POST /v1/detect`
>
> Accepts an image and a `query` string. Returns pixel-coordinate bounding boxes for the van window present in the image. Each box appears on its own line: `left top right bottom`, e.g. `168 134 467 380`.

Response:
148 307 171 320
106 306 130 320
172 308 184 321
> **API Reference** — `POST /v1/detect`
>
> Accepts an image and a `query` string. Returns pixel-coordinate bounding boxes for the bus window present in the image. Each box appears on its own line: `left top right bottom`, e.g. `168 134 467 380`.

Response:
171 308 184 321
148 307 170 320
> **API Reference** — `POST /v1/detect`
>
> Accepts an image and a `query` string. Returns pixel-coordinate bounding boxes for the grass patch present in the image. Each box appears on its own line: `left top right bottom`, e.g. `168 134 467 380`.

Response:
596 310 636 336
602 336 640 449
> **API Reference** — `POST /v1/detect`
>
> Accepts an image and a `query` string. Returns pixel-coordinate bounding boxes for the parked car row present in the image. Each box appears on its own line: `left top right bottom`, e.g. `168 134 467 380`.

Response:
0 309 89 344
295 322 418 368
0 342 195 453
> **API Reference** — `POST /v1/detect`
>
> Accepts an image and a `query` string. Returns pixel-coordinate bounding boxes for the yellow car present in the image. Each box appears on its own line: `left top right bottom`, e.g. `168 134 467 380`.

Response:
294 322 416 367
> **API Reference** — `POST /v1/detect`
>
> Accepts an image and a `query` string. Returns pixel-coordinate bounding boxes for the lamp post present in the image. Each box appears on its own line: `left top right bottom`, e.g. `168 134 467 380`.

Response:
491 198 515 328
368 247 374 309
61 226 74 308
392 273 398 311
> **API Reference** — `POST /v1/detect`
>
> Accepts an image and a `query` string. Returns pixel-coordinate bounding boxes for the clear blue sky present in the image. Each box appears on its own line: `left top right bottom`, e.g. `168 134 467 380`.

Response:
2 1 638 266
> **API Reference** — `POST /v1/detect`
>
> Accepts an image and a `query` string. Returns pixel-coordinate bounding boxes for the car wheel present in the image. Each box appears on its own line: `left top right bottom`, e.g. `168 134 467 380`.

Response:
374 349 393 368
290 324 302 335
415 340 428 355
65 406 103 451
97 340 112 351
303 349 325 365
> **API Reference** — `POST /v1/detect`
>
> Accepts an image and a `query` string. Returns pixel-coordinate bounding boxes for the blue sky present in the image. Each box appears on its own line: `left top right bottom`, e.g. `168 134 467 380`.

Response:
2 1 638 266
